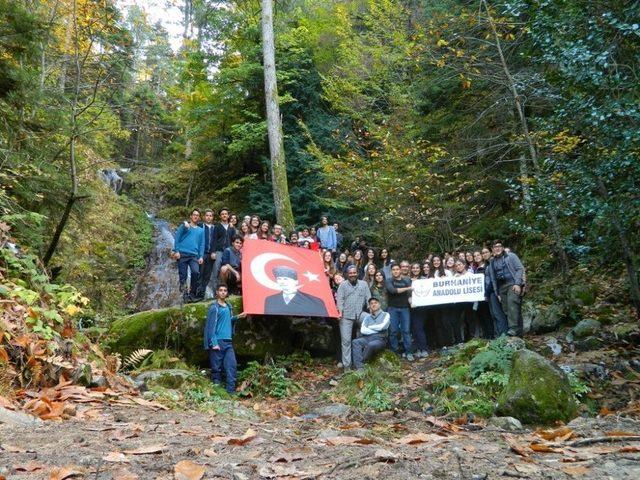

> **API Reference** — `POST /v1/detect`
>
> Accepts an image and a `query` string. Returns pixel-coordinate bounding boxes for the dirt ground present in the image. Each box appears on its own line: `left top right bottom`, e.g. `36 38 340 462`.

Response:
2 351 640 480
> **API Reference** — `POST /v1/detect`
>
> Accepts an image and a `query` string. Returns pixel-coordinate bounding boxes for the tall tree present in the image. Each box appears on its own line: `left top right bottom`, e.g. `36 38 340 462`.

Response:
261 0 294 231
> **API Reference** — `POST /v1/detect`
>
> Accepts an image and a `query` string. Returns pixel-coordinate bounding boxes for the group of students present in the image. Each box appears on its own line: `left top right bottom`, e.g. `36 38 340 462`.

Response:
175 209 526 388
171 209 343 302
329 240 526 371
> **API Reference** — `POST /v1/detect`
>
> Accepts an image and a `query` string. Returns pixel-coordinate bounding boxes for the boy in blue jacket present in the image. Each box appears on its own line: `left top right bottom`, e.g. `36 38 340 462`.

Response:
203 284 247 393
172 209 205 302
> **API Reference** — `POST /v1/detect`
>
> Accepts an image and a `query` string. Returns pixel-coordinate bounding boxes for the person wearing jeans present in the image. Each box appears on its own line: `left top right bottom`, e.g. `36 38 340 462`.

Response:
336 265 371 371
172 209 204 302
203 284 247 393
352 297 390 369
385 263 414 360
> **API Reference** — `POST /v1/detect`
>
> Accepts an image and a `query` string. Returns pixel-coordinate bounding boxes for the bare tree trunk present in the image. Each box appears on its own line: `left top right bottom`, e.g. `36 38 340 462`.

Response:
44 0 80 266
261 0 295 231
595 179 640 317
482 0 569 274
184 139 194 207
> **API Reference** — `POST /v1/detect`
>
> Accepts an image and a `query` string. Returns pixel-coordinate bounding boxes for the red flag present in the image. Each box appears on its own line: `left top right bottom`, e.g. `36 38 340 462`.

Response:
241 239 339 318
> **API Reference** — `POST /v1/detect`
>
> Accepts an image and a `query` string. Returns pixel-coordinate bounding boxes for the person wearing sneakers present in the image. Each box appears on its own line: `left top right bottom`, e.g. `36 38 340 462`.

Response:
385 263 414 361
352 296 390 369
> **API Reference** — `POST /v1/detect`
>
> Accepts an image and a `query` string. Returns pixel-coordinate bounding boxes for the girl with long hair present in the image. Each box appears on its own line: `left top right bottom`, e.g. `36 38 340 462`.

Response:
323 250 337 280
370 270 388 311
409 262 428 357
363 263 377 287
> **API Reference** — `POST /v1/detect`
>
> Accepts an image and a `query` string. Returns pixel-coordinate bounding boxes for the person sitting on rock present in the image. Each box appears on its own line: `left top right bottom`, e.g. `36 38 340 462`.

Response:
203 284 247 394
351 296 390 370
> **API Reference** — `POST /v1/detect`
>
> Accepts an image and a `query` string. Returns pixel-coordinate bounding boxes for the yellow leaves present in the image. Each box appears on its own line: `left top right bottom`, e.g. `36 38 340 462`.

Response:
64 305 81 317
552 130 584 154
436 58 446 68
436 39 449 47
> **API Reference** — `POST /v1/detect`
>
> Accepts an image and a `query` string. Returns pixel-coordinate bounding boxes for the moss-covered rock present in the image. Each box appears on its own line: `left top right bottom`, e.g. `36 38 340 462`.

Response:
569 284 598 307
523 301 563 334
570 319 602 340
106 297 338 365
497 349 577 424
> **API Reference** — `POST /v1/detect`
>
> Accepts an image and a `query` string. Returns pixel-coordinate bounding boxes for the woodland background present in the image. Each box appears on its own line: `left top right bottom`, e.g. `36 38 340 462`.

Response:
1 0 639 320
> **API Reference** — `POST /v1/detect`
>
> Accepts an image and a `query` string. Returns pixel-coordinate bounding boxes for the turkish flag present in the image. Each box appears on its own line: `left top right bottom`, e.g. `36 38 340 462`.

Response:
241 239 339 318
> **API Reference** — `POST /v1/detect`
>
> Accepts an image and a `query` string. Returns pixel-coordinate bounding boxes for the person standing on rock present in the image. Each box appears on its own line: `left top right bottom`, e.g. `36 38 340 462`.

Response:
204 284 247 394
336 265 371 371
210 208 236 291
487 240 526 336
171 209 204 303
195 209 216 300
219 236 243 294
352 296 390 369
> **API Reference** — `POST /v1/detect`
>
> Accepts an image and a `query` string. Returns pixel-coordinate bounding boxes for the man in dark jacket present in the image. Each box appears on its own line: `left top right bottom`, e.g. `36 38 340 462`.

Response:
195 209 216 300
210 208 237 291
487 240 526 336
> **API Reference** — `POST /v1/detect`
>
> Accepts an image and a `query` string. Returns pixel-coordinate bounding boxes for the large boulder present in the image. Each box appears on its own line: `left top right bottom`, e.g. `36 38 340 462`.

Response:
106 296 338 365
569 319 602 340
497 349 577 424
523 301 563 334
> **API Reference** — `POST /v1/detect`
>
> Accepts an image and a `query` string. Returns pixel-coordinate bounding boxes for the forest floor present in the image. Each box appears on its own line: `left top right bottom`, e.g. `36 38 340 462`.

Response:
2 329 640 480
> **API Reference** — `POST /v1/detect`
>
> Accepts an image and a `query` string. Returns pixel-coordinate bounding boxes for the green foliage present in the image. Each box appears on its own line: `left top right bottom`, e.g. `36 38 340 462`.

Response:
238 358 301 399
133 349 190 372
428 337 516 417
566 370 591 401
334 351 403 412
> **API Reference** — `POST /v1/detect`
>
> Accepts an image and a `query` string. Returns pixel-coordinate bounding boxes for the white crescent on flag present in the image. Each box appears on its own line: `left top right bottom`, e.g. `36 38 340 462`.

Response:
250 252 299 291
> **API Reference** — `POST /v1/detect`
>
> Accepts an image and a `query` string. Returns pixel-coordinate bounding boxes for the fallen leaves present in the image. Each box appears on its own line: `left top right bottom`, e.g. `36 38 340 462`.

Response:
530 442 564 453
323 436 375 446
102 452 129 463
174 460 206 480
561 465 591 476
49 466 84 480
535 426 574 441
395 432 445 445
122 444 166 455
13 462 45 472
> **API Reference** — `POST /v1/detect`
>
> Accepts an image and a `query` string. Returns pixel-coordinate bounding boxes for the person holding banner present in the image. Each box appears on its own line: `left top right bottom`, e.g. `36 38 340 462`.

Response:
473 250 494 338
487 240 526 336
386 263 414 360
409 262 429 357
352 297 390 370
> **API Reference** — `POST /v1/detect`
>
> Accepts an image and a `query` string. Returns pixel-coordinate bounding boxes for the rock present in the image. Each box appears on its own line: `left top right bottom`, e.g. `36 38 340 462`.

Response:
134 369 194 389
562 363 607 379
567 416 640 438
504 337 526 351
487 416 523 431
107 297 338 365
215 400 259 421
0 406 43 426
568 319 602 341
523 302 563 334
90 375 108 388
71 363 92 387
543 337 562 356
497 349 577 424
611 322 640 341
315 403 351 418
575 336 603 351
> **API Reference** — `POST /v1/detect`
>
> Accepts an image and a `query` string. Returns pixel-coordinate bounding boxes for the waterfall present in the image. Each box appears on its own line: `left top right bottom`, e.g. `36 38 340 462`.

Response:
98 169 124 194
130 217 182 311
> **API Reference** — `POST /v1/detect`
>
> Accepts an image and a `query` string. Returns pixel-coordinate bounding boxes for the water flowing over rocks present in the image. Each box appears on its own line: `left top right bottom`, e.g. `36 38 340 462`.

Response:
130 217 182 311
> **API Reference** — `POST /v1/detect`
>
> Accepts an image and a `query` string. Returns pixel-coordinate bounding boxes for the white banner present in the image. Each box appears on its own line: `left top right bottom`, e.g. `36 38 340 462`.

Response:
411 274 485 307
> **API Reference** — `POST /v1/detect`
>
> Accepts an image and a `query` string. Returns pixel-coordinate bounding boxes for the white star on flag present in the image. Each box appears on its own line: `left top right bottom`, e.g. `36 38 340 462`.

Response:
303 271 320 282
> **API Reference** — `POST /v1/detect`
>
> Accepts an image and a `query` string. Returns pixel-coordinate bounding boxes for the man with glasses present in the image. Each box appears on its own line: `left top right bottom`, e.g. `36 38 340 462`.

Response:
482 247 508 336
487 240 526 336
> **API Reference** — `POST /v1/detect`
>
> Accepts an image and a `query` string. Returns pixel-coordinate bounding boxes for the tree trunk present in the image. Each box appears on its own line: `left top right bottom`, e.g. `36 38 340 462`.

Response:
261 0 295 231
482 0 569 274
595 179 640 317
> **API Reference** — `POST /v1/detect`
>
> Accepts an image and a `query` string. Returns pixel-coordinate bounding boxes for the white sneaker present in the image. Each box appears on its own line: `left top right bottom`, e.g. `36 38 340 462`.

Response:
337 362 344 368
401 353 407 359
406 353 415 361
420 350 429 358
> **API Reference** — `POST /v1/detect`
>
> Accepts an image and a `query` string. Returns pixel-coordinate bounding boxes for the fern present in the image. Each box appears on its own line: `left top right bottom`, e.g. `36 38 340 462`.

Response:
123 349 152 370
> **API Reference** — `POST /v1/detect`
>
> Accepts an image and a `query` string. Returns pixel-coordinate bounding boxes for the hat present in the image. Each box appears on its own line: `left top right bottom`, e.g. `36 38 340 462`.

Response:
273 266 297 280
368 296 381 303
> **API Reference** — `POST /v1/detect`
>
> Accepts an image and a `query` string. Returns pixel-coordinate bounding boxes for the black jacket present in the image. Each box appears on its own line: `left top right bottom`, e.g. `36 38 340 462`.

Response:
264 291 328 317
212 223 236 252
